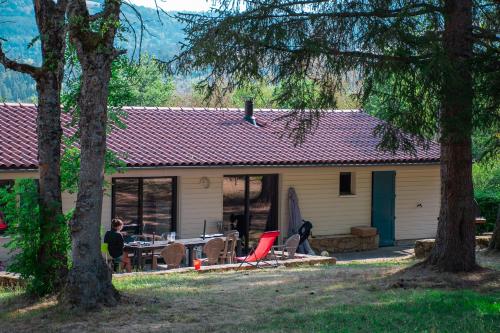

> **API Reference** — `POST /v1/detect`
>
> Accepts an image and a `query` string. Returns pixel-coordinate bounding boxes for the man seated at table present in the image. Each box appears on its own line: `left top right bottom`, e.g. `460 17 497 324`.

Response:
104 218 132 273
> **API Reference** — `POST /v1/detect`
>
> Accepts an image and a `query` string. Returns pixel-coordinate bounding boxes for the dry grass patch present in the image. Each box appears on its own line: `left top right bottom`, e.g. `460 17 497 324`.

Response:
0 257 498 333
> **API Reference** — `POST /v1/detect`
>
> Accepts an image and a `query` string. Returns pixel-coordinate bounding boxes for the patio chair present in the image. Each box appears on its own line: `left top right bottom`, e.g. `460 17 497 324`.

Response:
272 234 300 260
202 238 225 265
219 230 239 264
101 243 112 269
153 243 186 270
236 230 280 268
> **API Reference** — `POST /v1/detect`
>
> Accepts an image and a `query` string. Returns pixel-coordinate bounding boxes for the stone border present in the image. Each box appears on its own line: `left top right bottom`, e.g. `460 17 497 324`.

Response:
0 255 337 284
113 255 336 278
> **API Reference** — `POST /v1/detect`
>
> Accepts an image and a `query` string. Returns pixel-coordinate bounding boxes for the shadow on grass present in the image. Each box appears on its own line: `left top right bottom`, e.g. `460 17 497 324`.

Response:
380 260 500 292
0 288 59 322
0 262 498 332
254 289 500 333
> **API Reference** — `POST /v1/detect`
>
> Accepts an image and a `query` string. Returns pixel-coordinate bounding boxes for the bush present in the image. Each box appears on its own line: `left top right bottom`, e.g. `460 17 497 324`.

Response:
475 190 500 232
0 179 70 296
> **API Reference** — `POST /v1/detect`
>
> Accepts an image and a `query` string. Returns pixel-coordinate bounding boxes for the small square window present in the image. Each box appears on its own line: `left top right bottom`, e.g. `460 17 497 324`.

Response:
339 172 354 195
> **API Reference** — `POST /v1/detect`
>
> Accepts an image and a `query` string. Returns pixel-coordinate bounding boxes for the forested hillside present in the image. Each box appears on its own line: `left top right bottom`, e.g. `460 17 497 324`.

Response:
0 0 186 102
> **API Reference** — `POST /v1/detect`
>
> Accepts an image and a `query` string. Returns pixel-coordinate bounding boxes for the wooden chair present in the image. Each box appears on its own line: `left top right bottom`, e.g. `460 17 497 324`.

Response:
202 238 225 265
220 231 239 264
153 243 186 270
272 234 300 260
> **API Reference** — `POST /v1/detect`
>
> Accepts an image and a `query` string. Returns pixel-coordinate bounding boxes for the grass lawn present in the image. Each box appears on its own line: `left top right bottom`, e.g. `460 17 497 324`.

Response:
0 255 499 332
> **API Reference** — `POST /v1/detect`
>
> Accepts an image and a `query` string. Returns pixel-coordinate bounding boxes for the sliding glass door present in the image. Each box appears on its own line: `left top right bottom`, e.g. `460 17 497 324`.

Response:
112 177 176 238
223 175 278 252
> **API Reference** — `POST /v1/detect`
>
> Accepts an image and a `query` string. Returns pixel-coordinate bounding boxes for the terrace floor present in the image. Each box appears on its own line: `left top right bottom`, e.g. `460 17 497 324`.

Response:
334 244 414 263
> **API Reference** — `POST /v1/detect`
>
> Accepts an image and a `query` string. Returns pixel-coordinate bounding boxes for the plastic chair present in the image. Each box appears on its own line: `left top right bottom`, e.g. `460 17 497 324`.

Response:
101 243 109 262
101 243 112 269
236 230 280 268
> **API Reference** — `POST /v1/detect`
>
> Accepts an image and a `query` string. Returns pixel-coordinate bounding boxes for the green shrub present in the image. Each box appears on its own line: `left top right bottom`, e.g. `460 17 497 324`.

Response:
0 179 71 296
475 190 500 232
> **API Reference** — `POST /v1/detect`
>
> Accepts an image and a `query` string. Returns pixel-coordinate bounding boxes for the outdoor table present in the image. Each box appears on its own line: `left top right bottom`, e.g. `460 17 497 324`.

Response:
124 236 240 269
124 240 170 270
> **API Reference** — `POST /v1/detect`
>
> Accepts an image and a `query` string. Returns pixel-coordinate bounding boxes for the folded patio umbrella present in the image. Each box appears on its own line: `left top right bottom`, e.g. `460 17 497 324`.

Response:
288 187 315 255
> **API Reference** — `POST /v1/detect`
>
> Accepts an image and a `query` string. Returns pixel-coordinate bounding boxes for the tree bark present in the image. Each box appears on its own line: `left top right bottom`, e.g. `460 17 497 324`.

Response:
34 0 69 290
487 205 500 251
64 53 119 307
426 0 477 272
0 0 69 292
35 73 68 290
63 0 121 308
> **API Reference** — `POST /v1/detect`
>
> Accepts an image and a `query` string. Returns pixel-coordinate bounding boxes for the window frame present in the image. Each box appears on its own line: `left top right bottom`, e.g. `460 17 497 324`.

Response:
339 172 356 196
111 176 177 234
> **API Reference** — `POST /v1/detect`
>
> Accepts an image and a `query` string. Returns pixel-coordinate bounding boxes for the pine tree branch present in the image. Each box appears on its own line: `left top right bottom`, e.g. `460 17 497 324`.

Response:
0 42 41 77
472 26 500 42
243 3 443 20
246 37 431 64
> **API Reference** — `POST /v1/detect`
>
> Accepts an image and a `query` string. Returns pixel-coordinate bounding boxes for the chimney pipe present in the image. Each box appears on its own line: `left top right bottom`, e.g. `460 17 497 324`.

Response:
244 99 257 126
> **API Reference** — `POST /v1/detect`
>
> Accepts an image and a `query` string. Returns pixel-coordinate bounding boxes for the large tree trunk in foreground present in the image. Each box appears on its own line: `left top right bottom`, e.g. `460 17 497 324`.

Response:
1 0 69 293
426 0 477 272
35 73 68 290
63 0 121 308
64 53 119 308
487 205 500 251
34 0 70 290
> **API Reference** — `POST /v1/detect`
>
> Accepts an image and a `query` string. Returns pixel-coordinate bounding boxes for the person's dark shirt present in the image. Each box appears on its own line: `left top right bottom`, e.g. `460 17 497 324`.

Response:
104 230 124 258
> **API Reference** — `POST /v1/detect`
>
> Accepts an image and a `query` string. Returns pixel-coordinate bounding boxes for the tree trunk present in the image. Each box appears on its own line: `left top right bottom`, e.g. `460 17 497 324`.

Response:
426 0 477 272
35 73 68 290
34 0 69 293
487 205 500 251
64 53 119 308
0 1 69 293
63 0 122 308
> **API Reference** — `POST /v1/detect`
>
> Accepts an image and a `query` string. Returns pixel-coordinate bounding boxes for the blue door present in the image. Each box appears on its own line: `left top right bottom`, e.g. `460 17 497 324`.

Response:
372 171 396 246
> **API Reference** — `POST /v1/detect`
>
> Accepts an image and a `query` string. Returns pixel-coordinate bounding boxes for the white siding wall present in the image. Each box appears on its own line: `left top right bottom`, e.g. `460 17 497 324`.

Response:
1 164 441 242
280 168 372 236
179 176 223 238
394 166 440 239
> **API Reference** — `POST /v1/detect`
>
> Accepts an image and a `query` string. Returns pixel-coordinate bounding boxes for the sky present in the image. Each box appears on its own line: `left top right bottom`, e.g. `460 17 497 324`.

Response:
129 0 212 12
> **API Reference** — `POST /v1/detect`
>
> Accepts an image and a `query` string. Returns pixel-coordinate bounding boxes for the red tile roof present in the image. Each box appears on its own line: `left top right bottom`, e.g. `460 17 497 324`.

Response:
0 103 439 170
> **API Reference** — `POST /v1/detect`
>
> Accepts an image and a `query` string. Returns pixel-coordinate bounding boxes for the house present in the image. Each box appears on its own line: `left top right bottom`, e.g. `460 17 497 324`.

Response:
0 102 440 255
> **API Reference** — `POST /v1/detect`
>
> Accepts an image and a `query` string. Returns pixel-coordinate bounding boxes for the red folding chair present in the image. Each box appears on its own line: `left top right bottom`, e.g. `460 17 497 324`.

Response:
236 230 280 268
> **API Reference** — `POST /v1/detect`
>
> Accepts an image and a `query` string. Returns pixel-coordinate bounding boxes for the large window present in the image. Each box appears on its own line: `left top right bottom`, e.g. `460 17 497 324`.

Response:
223 175 278 252
112 177 176 237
